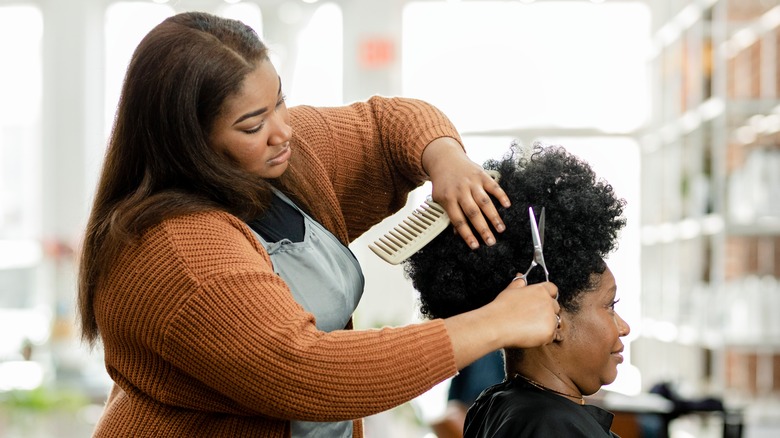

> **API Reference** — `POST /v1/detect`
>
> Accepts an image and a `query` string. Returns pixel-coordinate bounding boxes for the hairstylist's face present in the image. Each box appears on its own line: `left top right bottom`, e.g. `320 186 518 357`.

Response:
559 266 630 395
210 60 292 179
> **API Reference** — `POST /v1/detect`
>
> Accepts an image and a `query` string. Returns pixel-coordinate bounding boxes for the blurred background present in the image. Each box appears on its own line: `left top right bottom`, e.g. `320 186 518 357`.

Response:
0 0 778 437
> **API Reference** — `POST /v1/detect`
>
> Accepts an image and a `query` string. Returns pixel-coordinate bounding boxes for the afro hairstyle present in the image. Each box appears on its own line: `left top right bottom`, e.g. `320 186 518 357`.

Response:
403 143 626 318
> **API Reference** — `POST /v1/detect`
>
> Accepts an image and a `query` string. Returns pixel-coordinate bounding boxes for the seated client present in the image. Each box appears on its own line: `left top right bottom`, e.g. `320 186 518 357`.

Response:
403 143 630 437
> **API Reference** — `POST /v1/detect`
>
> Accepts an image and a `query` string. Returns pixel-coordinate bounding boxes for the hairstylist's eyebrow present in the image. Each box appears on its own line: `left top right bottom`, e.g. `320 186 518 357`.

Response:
232 76 283 126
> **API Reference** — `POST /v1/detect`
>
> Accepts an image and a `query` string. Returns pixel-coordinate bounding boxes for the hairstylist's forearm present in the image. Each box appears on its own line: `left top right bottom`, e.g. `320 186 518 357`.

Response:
421 137 465 178
444 308 504 370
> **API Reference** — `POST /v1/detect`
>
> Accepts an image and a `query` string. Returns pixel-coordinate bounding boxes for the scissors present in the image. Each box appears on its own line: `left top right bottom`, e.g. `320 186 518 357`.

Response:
513 206 559 320
513 206 549 284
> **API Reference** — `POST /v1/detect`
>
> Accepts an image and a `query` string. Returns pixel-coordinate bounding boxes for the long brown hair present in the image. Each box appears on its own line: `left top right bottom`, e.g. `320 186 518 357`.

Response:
78 12 277 345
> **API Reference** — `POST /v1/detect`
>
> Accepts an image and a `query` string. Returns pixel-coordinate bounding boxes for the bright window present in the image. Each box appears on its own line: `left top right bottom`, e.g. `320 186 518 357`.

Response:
287 3 343 106
104 2 176 139
402 1 650 134
217 2 263 33
0 4 45 371
0 5 43 242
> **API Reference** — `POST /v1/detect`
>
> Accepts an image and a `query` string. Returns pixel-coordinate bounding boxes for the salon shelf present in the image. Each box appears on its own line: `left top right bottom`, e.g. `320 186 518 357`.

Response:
641 215 780 245
647 0 717 59
641 331 780 352
641 97 780 150
640 98 724 150
721 339 780 350
727 217 780 236
641 214 724 245
639 0 780 407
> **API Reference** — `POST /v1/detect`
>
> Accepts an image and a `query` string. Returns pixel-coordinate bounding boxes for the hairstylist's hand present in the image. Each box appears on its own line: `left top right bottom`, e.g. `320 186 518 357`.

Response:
421 137 511 250
488 280 560 349
444 280 559 370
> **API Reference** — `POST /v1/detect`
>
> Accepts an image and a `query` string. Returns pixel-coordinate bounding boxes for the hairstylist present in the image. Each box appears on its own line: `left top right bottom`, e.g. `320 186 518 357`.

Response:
77 12 559 438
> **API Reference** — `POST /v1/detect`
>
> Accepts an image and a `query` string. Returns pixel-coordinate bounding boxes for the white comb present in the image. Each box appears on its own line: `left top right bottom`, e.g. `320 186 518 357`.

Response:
369 170 500 265
369 197 450 265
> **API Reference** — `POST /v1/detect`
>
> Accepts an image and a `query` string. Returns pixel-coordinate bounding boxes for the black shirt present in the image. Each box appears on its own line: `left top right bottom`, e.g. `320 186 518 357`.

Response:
464 377 620 438
248 193 305 243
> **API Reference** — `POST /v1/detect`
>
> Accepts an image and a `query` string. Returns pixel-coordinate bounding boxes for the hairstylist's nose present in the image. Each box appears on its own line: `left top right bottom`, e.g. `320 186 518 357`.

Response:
269 113 292 145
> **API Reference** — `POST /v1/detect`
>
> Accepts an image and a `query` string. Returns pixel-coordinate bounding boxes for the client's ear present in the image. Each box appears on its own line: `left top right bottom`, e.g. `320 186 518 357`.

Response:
553 317 565 343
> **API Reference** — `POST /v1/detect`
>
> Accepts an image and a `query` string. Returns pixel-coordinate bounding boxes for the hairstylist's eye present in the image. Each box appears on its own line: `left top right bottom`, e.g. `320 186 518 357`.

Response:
244 123 263 134
609 298 620 310
243 94 285 134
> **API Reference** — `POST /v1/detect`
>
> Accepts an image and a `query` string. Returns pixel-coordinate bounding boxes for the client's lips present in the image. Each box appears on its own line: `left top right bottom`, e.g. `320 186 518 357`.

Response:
611 348 624 364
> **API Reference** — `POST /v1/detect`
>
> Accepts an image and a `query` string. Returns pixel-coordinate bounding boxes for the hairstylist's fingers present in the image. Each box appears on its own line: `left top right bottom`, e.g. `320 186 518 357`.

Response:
492 280 560 348
476 169 509 236
427 149 507 249
460 190 495 246
510 275 527 286
443 204 479 250
484 171 511 209
514 278 558 298
537 281 561 315
509 274 558 299
443 173 508 250
472 171 512 240
473 180 507 236
544 282 559 301
439 190 491 250
540 282 561 323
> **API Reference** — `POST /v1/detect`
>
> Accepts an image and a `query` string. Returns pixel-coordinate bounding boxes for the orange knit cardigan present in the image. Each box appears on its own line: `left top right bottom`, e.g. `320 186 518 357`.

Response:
91 97 460 437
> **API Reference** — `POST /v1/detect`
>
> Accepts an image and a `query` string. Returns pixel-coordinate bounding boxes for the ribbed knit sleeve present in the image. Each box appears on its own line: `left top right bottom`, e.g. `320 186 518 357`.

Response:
288 96 464 242
96 211 457 424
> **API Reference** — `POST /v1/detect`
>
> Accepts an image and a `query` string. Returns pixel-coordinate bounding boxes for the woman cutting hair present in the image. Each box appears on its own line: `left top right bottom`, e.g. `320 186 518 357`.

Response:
404 144 630 437
76 11 561 437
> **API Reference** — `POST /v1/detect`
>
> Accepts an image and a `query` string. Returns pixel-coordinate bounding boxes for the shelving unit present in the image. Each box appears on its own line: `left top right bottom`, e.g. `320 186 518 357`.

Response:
637 0 780 428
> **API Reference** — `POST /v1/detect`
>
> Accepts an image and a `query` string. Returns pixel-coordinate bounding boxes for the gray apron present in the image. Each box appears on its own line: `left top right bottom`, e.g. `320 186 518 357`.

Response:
249 190 365 438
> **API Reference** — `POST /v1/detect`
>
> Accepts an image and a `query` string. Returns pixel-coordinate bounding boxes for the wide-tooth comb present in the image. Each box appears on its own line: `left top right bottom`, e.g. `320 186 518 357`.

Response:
369 197 450 265
369 170 500 265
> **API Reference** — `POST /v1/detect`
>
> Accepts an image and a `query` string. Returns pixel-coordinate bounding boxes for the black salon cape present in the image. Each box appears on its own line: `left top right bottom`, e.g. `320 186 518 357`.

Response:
464 377 620 438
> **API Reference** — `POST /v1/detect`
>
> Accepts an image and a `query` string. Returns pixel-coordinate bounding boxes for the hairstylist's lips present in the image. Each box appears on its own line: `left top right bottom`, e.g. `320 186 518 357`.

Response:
267 143 291 166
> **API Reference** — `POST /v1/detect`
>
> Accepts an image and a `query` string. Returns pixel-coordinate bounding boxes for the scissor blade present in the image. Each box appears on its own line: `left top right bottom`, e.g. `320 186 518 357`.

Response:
538 207 545 248
528 207 542 250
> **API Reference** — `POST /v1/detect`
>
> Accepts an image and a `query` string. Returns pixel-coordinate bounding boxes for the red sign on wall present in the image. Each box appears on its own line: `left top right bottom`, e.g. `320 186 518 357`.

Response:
359 38 395 69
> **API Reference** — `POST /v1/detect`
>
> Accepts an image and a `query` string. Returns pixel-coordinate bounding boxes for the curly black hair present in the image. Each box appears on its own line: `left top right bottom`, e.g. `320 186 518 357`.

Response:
403 143 626 317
